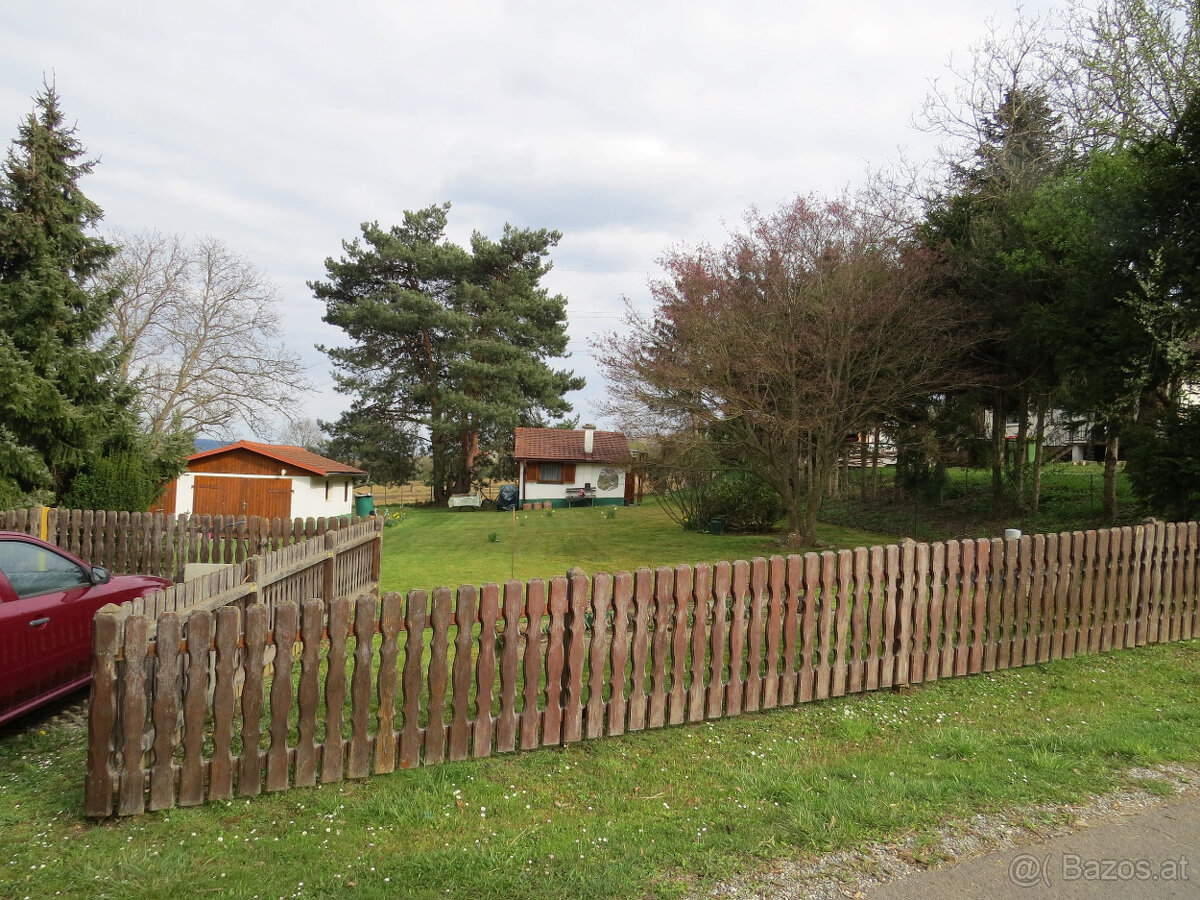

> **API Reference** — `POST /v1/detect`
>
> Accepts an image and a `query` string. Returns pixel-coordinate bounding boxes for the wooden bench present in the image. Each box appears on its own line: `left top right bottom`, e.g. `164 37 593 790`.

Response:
564 487 597 506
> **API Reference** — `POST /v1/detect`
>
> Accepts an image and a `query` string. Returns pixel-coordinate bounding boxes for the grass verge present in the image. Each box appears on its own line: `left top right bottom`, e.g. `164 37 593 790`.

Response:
1 640 1196 899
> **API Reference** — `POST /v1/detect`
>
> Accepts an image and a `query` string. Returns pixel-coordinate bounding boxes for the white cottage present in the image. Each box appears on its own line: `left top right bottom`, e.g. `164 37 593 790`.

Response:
514 425 633 508
153 441 369 520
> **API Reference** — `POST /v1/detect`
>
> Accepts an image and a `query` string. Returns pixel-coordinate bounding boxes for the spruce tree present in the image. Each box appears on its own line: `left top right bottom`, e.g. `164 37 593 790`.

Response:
0 84 142 502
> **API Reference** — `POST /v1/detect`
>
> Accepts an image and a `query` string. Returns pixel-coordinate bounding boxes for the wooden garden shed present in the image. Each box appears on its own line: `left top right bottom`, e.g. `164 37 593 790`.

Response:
153 441 368 520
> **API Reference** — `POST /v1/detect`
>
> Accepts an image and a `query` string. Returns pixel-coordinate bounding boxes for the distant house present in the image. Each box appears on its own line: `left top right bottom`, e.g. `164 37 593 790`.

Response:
514 425 634 507
153 441 369 520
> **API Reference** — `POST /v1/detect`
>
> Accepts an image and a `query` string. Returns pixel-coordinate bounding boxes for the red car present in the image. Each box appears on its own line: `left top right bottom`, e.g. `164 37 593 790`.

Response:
0 531 171 726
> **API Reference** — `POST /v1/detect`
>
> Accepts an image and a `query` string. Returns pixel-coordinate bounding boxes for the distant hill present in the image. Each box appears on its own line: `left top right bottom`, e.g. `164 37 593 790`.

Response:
193 438 230 452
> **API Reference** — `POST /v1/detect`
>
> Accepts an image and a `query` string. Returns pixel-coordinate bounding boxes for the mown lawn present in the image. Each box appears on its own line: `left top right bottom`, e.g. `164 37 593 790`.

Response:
0 641 1197 899
378 497 899 596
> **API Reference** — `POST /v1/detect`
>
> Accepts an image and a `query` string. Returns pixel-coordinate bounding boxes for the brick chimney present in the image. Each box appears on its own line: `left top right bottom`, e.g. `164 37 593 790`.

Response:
583 423 595 455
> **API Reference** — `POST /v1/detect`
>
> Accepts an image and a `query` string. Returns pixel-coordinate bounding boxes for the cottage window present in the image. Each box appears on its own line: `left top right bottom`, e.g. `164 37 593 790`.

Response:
538 463 563 483
344 481 350 502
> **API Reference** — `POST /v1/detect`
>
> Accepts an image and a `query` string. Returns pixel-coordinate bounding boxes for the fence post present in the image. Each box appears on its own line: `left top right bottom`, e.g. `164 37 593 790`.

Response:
371 515 384 589
244 557 261 606
84 604 125 817
323 530 338 602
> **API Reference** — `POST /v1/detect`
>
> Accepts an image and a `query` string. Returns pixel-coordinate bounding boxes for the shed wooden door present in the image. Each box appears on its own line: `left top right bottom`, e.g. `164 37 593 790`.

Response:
192 476 292 520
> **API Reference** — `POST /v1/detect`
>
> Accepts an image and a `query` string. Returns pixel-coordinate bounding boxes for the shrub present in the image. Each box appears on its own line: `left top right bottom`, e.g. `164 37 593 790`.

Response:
62 450 161 512
895 448 948 505
663 470 783 533
1125 408 1200 521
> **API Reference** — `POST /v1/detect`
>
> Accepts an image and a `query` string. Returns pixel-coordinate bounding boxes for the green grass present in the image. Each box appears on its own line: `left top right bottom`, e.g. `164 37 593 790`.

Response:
822 463 1145 543
379 497 899 596
1 641 1197 898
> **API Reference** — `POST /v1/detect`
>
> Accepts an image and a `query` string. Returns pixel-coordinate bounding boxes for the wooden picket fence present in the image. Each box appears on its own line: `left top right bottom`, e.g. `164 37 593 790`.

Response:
85 520 1199 817
2 507 365 581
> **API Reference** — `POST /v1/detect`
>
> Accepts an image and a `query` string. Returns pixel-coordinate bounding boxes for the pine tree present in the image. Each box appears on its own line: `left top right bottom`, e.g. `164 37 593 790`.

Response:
0 84 143 502
313 204 583 501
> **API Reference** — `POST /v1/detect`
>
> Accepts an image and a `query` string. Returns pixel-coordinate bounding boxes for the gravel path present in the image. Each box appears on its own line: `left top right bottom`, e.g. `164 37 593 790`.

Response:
694 764 1199 900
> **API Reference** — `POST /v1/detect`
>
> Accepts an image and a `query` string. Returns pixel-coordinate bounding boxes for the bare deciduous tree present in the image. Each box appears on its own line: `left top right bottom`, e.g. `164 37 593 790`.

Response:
97 230 310 438
599 194 974 545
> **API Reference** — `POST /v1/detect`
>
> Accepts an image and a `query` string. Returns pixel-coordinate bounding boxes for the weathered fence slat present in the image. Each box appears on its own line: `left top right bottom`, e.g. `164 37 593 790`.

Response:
587 573 614 738
149 613 181 811
237 604 268 797
744 558 766 712
400 591 428 768
688 564 712 722
375 592 403 774
609 571 634 734
295 599 323 786
179 611 211 806
322 596 350 782
209 606 239 800
563 569 588 742
646 567 672 729
815 552 836 698
520 581 546 749
668 564 691 725
449 586 478 762
895 542 915 685
912 542 930 682
726 561 749 714
348 593 377 777
800 553 820 700
880 546 899 689
832 550 853 696
425 587 453 763
267 602 298 791
707 563 731 718
925 542 946 682
117 616 150 816
474 583 500 757
496 582 522 753
543 577 568 744
780 555 802 704
84 608 122 818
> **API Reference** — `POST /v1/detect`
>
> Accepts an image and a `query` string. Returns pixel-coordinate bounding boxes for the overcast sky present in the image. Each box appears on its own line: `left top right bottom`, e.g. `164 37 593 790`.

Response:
1 0 1056 438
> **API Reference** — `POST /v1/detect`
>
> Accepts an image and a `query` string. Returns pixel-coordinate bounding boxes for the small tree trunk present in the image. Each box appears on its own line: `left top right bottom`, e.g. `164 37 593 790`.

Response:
1031 394 1047 514
870 427 881 498
859 432 870 501
1013 389 1029 511
992 389 1005 510
1103 428 1119 523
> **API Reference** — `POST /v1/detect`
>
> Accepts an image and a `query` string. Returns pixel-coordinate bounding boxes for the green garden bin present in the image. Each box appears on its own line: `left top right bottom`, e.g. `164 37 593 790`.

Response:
708 518 725 535
354 494 375 518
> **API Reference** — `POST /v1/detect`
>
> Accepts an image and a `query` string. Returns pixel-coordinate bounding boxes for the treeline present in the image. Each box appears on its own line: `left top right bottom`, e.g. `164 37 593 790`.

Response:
601 0 1200 541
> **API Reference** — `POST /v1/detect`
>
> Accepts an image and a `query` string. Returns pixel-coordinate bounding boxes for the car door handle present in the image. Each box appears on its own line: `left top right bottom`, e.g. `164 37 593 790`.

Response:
29 617 50 628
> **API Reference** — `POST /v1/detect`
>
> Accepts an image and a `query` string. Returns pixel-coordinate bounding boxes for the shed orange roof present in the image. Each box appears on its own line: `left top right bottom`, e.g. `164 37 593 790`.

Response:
513 427 630 464
187 441 368 477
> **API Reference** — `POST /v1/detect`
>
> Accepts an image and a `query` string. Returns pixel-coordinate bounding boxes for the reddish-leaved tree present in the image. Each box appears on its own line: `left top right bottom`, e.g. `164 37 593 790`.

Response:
600 194 974 544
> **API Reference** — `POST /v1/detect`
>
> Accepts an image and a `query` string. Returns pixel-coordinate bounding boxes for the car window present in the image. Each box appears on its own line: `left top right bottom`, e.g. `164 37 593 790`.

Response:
0 540 90 599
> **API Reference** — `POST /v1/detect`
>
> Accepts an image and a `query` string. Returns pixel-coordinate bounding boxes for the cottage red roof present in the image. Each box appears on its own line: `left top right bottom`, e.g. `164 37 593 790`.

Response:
187 441 368 477
513 427 630 464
